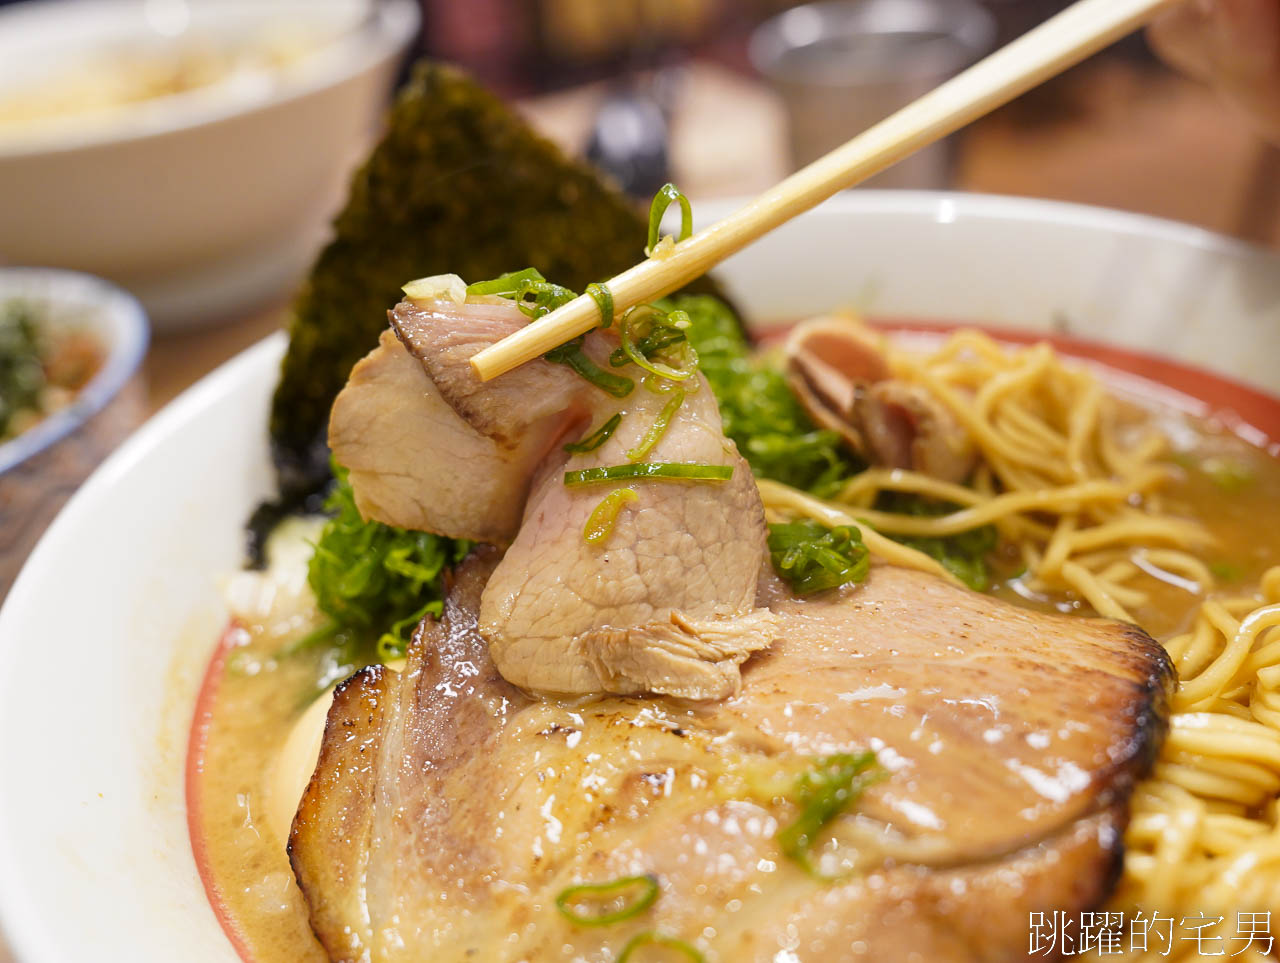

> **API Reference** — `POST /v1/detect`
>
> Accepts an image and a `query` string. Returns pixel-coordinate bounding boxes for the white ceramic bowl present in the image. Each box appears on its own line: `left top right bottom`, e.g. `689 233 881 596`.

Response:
0 192 1277 962
0 267 149 597
0 0 419 330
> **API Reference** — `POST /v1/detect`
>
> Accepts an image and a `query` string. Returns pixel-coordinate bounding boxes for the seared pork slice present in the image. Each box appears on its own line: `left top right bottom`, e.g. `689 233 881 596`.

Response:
328 331 557 543
390 296 583 446
354 296 777 700
291 555 1173 963
786 316 977 482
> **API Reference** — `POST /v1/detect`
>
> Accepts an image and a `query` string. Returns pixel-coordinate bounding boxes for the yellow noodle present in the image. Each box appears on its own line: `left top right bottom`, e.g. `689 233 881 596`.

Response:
763 327 1280 952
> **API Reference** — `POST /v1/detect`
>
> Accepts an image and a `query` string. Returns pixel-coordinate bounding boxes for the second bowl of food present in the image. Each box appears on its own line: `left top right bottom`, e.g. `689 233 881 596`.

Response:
0 0 419 329
1 65 1278 963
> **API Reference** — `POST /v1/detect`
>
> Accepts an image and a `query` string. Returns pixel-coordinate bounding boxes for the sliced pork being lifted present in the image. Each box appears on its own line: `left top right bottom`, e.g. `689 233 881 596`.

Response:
331 294 778 700
307 292 1176 962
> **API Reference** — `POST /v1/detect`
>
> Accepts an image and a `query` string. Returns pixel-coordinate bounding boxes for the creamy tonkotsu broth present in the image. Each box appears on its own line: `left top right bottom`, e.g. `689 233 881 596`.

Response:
189 330 1280 963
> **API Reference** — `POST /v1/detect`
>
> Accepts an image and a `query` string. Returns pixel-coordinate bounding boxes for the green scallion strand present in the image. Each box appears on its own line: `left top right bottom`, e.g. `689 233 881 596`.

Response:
617 931 705 962
554 875 659 926
776 751 880 881
626 392 685 462
564 463 732 487
646 182 693 254
583 488 638 544
586 282 615 328
545 337 634 398
564 413 623 453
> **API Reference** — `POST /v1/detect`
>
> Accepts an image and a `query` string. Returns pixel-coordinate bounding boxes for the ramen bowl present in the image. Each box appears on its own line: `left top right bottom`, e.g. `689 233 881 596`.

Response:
0 192 1277 962
0 0 419 330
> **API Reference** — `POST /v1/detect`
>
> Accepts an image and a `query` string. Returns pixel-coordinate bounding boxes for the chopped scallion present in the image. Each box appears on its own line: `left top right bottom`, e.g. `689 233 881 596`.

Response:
767 520 870 595
465 267 546 297
776 751 879 881
626 392 685 462
646 182 693 255
554 875 659 926
466 267 574 320
583 488 638 544
564 463 733 487
565 413 623 453
545 337 635 398
587 282 615 328
617 931 705 962
617 304 699 382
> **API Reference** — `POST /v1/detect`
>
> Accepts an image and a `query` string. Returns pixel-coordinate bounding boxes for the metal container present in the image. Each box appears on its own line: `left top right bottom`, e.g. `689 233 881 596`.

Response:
750 0 995 187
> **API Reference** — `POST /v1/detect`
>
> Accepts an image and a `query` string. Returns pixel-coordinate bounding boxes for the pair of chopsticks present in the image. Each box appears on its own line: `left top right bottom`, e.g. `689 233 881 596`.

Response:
471 0 1183 383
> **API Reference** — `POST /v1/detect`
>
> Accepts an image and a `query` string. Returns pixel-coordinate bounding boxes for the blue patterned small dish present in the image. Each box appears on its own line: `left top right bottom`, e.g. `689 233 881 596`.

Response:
0 267 149 595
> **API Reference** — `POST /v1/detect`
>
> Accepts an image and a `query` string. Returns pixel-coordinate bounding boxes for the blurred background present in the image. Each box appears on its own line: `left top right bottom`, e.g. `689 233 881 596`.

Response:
0 0 1277 408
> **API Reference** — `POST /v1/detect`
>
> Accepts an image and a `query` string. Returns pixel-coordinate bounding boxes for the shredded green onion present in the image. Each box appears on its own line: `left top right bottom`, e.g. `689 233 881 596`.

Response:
617 931 705 962
466 267 575 320
647 182 693 255
587 282 615 328
565 413 623 453
545 337 635 398
564 463 732 487
465 267 546 297
616 305 699 382
777 752 879 881
626 392 685 462
767 520 870 595
583 488 638 544
555 875 659 926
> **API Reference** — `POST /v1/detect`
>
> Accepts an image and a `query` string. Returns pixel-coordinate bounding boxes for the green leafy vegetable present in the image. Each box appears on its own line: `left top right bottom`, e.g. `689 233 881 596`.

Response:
564 463 733 486
306 463 470 662
617 931 705 962
776 752 879 881
768 520 869 595
646 182 693 254
565 413 623 453
875 492 997 591
675 295 860 493
555 875 659 926
0 301 46 439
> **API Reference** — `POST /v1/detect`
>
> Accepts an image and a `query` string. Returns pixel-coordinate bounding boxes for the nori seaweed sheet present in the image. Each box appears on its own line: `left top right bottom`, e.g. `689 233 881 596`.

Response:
268 60 729 502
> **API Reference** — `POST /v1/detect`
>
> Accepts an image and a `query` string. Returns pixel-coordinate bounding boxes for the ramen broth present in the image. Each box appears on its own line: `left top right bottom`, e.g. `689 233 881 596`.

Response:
189 335 1280 963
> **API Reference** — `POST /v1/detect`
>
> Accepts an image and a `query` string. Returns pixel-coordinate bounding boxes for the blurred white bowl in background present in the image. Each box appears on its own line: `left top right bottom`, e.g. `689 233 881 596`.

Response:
0 0 419 330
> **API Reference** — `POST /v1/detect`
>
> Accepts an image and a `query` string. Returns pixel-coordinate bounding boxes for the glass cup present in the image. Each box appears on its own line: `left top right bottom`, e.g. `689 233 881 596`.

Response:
750 0 996 188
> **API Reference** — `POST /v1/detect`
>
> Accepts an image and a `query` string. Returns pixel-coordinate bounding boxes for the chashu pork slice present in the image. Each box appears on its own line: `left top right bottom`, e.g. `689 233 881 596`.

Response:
327 330 562 544
331 296 777 700
291 552 1174 963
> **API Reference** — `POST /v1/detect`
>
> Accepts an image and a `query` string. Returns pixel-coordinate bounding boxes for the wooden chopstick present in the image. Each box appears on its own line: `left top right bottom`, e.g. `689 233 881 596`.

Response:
470 0 1183 382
